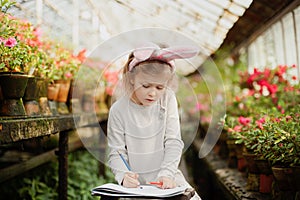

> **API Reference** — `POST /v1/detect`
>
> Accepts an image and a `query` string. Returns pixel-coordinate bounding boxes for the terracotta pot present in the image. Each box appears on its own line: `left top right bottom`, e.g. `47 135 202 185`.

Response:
259 174 273 194
237 157 247 172
47 83 60 101
55 79 71 103
254 159 273 194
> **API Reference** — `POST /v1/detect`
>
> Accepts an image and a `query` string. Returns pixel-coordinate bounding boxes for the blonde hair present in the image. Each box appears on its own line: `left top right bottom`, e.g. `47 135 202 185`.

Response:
122 53 178 95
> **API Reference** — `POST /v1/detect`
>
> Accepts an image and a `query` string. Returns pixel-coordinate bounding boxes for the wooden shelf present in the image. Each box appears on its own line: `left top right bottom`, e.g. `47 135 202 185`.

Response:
193 139 272 200
0 113 106 144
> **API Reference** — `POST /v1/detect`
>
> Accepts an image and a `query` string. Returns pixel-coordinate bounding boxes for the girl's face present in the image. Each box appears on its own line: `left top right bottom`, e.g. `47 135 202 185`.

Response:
131 70 171 106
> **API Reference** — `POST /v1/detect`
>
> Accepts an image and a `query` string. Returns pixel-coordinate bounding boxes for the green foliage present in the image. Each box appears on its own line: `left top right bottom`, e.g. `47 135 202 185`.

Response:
0 149 115 199
0 0 15 13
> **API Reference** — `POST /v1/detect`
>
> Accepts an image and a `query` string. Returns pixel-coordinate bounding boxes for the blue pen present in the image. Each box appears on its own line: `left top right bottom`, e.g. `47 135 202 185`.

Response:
117 150 131 171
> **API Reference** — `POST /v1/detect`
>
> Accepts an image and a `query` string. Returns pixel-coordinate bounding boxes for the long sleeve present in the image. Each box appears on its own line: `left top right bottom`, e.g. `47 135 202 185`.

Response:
107 105 128 185
157 91 184 179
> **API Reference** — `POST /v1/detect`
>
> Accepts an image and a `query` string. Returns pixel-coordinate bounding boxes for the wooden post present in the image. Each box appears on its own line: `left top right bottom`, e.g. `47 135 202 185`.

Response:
58 130 68 200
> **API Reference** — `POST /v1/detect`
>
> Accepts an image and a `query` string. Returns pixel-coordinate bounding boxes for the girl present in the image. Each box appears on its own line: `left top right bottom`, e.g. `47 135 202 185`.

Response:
107 43 201 199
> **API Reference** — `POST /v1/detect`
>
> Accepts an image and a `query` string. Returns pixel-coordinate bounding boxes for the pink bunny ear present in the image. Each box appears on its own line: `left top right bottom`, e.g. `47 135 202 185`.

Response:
157 46 199 61
128 43 199 71
133 43 160 61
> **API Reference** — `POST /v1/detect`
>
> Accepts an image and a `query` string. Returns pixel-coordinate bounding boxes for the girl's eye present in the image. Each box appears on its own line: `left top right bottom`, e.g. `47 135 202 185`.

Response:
142 84 150 88
157 86 164 90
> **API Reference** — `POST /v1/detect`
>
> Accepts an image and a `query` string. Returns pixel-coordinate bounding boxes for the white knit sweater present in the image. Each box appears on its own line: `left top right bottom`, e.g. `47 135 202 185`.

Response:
107 89 184 185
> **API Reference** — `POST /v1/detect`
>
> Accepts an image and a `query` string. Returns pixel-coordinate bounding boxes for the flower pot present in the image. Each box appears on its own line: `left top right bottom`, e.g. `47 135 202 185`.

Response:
0 73 29 116
47 82 60 115
23 76 40 116
259 174 273 194
255 159 272 175
37 77 48 98
54 79 71 114
67 79 82 113
243 152 260 174
47 82 60 101
255 159 273 194
226 139 238 168
24 76 39 101
275 166 300 191
0 72 28 99
55 79 71 103
272 166 293 191
36 78 52 116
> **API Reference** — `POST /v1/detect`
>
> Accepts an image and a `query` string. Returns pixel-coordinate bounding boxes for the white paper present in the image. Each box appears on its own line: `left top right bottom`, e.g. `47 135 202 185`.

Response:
91 183 186 197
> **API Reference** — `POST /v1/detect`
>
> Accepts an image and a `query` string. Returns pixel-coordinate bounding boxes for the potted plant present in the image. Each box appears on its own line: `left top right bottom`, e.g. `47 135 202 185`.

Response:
0 2 42 115
43 42 86 114
224 64 299 193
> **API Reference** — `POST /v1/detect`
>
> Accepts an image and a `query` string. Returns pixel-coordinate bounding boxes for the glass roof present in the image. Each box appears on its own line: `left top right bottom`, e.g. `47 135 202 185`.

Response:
10 0 253 74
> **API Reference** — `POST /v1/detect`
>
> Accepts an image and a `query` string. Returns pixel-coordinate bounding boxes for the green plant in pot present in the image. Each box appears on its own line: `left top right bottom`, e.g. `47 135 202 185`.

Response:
44 42 86 114
257 109 300 192
0 1 55 116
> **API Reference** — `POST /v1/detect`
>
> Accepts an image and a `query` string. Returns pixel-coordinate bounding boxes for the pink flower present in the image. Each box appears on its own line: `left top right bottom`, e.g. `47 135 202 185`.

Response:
238 116 251 126
256 117 265 129
4 37 17 47
33 27 42 38
64 72 73 79
233 125 242 132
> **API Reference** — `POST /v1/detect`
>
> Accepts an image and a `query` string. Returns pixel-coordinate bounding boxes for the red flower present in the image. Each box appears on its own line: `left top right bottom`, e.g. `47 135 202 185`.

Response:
276 65 287 78
238 116 251 126
247 68 261 86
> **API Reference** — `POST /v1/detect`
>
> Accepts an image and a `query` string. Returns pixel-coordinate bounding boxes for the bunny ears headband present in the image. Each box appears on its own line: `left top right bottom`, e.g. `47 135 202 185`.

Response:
128 43 199 72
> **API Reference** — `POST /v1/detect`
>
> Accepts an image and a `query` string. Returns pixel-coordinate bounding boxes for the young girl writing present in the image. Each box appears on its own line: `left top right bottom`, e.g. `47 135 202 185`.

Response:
107 43 201 199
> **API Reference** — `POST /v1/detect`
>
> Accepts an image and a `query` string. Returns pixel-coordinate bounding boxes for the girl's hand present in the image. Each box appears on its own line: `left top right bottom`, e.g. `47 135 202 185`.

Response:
122 172 140 188
158 176 176 189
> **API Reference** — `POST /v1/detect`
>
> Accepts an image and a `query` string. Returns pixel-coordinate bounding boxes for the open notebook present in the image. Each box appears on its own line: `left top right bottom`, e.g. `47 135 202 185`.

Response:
91 183 187 198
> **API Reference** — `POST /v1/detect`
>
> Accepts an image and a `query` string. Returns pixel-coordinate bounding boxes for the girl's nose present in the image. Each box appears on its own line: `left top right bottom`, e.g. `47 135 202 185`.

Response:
148 89 156 97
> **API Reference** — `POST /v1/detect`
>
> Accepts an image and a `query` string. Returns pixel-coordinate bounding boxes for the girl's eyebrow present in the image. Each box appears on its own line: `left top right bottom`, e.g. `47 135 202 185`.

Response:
142 82 165 86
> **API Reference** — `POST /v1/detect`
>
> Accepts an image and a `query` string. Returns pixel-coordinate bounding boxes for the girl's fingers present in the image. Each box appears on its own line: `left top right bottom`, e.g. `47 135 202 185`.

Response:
158 176 177 189
123 172 140 188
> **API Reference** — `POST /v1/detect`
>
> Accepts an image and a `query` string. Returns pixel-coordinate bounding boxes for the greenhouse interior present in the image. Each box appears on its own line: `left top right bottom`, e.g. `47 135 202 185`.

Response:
0 0 300 199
